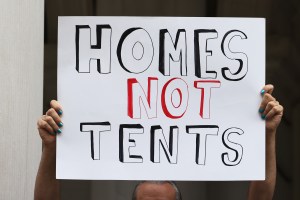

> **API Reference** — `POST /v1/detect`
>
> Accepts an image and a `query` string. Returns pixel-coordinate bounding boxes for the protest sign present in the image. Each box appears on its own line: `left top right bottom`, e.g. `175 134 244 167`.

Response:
57 17 265 180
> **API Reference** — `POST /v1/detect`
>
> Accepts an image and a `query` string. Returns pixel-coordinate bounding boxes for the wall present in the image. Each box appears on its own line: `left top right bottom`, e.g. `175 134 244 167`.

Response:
0 0 44 199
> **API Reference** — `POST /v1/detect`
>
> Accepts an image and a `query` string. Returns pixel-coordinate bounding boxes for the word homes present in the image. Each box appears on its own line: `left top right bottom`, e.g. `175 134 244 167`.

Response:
75 25 248 81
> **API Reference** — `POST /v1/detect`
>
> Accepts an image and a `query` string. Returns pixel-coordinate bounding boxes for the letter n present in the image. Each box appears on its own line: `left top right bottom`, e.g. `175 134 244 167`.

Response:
127 77 158 119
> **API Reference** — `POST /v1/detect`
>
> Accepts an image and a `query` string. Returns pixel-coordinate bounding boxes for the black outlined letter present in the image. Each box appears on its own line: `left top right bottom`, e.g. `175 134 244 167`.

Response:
150 126 179 164
194 29 218 79
75 25 112 73
119 124 144 163
80 122 111 160
221 30 248 81
159 29 187 76
186 125 219 165
221 127 244 166
117 28 154 74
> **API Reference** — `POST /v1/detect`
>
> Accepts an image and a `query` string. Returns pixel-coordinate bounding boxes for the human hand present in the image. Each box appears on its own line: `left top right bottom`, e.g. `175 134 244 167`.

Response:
37 100 63 148
259 85 284 133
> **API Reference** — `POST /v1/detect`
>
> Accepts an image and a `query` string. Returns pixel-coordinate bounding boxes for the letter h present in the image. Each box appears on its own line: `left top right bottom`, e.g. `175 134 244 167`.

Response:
75 25 112 73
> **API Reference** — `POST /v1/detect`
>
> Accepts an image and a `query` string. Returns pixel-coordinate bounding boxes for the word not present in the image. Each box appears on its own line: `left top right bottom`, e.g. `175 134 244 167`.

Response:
128 77 221 119
75 26 248 81
80 122 244 166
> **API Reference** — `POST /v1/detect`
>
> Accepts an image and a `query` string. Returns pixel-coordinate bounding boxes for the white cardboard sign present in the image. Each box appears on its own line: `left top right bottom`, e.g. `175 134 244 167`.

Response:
57 17 265 180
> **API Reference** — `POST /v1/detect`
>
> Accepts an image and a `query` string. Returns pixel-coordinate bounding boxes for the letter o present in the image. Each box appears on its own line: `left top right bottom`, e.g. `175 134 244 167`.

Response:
117 28 154 74
161 78 189 118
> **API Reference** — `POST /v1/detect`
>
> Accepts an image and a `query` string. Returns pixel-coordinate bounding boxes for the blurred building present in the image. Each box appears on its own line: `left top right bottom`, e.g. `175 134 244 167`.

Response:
43 0 300 200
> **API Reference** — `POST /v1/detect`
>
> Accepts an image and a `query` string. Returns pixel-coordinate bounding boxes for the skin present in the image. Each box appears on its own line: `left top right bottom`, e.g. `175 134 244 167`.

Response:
248 84 283 200
34 100 62 200
34 84 283 200
135 182 176 200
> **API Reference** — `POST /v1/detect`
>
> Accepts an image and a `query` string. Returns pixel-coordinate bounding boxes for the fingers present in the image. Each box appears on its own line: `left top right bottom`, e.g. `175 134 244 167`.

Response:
263 100 279 116
259 93 276 118
42 115 60 134
37 100 63 135
259 85 283 120
260 84 274 95
46 108 62 126
50 100 63 115
48 100 63 133
37 117 55 134
265 104 284 119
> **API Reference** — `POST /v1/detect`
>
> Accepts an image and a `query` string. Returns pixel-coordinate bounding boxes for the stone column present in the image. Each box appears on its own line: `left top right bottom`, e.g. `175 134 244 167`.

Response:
0 0 44 199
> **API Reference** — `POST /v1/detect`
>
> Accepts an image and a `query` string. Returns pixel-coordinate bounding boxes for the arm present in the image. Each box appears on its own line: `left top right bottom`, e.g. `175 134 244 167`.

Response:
34 100 63 200
248 85 284 200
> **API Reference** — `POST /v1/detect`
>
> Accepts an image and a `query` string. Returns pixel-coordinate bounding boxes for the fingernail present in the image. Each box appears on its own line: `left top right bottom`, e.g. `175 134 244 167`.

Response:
259 108 264 113
261 114 266 119
57 129 62 134
58 122 63 127
260 89 265 95
58 109 63 115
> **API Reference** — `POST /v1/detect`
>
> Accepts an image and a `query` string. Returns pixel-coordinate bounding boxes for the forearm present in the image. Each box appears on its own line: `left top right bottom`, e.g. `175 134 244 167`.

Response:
248 130 276 200
34 145 60 200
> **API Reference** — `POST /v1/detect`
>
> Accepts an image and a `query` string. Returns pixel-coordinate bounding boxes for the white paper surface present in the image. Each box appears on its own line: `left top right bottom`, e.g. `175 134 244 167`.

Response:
57 17 265 180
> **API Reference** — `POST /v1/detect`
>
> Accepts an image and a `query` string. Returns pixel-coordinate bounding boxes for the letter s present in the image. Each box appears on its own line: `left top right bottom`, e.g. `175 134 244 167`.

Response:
221 127 244 166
